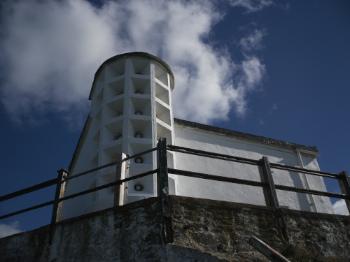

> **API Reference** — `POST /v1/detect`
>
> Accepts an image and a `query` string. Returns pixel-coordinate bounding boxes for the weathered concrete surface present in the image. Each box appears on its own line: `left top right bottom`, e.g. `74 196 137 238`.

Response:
170 196 350 261
0 198 164 262
0 225 51 262
1 196 350 261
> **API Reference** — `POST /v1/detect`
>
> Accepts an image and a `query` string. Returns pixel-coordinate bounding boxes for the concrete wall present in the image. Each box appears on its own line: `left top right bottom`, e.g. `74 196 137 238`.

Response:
1 196 349 261
173 124 333 213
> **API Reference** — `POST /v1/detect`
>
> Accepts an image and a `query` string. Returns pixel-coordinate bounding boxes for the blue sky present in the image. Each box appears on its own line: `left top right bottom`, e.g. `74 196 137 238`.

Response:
0 0 349 235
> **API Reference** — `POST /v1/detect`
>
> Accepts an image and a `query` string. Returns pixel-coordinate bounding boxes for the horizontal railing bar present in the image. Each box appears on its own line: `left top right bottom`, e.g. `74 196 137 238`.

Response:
0 169 157 221
0 178 58 202
168 168 263 187
122 147 157 162
58 169 158 203
275 184 347 199
64 161 118 182
270 163 339 179
64 147 157 182
119 169 158 183
0 199 55 220
167 145 260 166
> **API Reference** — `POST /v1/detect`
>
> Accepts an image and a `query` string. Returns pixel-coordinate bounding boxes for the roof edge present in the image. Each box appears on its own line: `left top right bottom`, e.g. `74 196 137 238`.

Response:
89 52 174 100
174 118 318 153
68 116 91 172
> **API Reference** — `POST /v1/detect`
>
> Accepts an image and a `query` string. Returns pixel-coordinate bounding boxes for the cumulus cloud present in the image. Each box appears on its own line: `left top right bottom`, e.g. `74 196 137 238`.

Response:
0 0 267 124
228 0 273 12
0 222 21 238
234 56 265 113
333 199 349 215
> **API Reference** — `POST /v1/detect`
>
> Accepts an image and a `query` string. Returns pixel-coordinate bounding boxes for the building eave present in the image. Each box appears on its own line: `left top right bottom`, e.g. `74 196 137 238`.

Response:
174 118 319 154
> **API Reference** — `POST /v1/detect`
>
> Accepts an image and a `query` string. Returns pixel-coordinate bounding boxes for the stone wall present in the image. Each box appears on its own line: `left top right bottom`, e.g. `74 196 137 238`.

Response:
170 196 350 261
1 196 349 261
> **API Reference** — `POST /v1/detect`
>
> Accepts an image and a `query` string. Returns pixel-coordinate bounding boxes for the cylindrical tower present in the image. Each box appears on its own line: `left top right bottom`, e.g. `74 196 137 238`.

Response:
62 52 175 218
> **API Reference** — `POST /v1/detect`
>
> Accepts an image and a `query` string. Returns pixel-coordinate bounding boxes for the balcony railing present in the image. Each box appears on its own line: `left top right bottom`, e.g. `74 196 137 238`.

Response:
0 138 349 238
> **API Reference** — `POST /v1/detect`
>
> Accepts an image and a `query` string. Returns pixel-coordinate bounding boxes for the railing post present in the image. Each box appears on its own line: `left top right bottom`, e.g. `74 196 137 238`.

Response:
51 169 68 225
260 157 288 242
115 153 129 207
260 157 279 209
157 138 172 244
157 138 169 199
338 171 350 214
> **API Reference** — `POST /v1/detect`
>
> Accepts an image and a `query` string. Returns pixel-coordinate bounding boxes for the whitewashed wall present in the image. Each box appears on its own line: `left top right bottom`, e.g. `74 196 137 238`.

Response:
173 124 333 214
61 53 175 220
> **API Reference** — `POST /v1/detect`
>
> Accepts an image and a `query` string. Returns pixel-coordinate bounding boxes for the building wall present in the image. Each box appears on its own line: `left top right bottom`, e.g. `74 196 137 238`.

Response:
173 124 333 213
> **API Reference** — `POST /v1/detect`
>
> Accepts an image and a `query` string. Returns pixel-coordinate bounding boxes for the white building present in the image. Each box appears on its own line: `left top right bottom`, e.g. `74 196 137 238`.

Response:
61 52 333 220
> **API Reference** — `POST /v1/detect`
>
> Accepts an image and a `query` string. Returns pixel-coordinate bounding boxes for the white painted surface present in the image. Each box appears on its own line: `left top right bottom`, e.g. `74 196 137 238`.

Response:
173 124 334 213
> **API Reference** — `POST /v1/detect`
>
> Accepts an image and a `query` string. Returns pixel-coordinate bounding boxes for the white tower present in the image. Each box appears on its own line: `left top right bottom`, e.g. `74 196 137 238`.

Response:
63 52 175 218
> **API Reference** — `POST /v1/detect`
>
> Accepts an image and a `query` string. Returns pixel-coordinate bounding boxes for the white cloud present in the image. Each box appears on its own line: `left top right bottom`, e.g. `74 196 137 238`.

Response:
0 0 266 124
239 29 266 51
333 199 349 215
0 222 21 238
234 56 265 114
228 0 273 12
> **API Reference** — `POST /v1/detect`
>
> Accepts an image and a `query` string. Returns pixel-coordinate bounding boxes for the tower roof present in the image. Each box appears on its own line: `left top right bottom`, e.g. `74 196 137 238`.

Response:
89 52 175 100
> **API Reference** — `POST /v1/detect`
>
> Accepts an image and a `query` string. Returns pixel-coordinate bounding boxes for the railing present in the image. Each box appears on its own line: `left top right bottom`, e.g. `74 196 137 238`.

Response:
163 142 350 242
0 138 350 238
0 147 158 225
166 144 350 213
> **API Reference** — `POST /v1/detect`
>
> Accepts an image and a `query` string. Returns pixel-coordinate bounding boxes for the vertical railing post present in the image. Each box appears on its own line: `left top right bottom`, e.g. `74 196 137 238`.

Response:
157 138 172 243
51 169 68 225
260 157 288 241
157 138 169 199
339 171 350 214
115 153 129 207
260 157 279 209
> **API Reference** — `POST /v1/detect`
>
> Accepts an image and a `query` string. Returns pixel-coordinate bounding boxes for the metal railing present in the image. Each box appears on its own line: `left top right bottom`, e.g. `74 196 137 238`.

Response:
0 147 158 225
166 144 350 213
163 142 350 242
0 138 349 236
